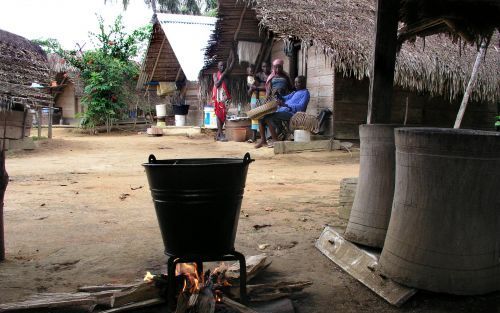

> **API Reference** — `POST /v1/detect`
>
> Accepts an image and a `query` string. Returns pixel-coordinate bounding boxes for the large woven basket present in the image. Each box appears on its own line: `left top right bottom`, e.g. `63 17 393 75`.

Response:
246 99 278 120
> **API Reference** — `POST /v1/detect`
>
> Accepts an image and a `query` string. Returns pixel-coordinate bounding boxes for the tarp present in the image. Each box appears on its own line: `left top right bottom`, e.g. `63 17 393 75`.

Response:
158 14 216 81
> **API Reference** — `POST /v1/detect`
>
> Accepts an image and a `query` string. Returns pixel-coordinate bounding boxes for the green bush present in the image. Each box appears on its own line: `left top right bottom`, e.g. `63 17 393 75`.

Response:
36 16 151 133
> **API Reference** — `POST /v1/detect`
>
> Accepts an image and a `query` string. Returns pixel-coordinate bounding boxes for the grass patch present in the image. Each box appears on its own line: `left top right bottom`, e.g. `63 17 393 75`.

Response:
31 136 47 141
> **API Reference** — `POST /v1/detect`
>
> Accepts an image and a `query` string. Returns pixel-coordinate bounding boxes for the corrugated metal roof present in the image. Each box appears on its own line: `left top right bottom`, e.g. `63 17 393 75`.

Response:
157 13 215 81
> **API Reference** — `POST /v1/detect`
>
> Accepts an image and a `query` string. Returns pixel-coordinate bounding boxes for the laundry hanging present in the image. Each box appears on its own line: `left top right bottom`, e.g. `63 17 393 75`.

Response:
237 41 262 65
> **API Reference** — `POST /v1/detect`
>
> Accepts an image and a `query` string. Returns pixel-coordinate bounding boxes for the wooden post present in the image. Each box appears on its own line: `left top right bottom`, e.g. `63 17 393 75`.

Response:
0 113 8 261
0 150 7 262
37 107 42 138
48 102 53 139
404 96 409 125
367 0 399 124
453 42 486 129
289 42 299 81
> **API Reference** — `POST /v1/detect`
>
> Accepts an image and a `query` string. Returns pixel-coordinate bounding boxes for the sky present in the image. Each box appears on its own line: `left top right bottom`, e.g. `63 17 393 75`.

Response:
0 0 153 50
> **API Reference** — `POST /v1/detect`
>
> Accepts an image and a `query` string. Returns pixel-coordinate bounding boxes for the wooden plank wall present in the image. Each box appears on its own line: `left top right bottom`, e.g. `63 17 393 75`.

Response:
334 75 496 140
271 44 335 135
273 44 496 140
305 50 334 116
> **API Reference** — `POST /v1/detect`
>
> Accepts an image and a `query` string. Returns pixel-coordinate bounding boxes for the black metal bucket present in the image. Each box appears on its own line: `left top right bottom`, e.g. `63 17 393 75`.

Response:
143 153 254 256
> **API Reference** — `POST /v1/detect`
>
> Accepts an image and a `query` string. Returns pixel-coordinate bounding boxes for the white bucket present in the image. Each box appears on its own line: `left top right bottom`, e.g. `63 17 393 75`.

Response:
156 104 167 118
175 115 186 126
294 130 311 142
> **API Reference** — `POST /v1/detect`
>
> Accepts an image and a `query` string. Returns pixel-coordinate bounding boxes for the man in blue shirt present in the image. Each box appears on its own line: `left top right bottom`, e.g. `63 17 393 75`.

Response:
255 76 310 148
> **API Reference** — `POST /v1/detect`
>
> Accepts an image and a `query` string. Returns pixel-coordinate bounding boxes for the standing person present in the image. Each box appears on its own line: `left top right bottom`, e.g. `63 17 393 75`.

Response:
255 76 310 148
265 59 293 97
212 49 235 141
247 63 270 142
256 61 271 88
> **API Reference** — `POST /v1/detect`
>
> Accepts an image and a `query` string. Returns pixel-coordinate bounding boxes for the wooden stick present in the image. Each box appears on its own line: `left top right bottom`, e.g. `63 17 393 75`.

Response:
454 41 487 129
226 254 271 282
99 298 164 313
0 293 97 312
111 281 161 308
223 298 259 313
230 281 312 302
48 102 53 139
404 96 409 125
77 283 141 292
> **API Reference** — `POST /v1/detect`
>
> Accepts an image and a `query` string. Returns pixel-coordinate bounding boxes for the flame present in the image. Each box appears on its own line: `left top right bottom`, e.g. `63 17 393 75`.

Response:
176 263 201 294
143 271 155 283
214 290 224 303
175 261 233 304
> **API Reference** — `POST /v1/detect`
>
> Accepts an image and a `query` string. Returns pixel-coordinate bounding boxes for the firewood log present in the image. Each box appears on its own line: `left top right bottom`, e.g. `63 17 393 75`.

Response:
229 281 313 302
0 293 97 312
99 298 164 313
221 298 259 313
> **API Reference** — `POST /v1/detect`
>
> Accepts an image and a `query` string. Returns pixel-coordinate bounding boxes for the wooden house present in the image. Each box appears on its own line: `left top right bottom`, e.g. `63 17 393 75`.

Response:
0 28 52 146
47 53 84 125
201 0 499 139
137 14 216 126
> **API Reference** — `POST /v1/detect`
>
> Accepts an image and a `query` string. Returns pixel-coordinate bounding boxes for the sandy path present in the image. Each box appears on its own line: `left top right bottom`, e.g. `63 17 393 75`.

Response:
1 129 498 313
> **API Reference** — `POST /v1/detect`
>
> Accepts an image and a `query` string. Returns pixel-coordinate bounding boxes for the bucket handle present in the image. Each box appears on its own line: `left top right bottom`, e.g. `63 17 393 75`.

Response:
148 154 157 164
243 152 254 165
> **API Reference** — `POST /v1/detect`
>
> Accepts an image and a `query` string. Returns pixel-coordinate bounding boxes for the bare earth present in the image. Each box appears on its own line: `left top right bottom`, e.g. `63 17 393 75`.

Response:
1 129 498 313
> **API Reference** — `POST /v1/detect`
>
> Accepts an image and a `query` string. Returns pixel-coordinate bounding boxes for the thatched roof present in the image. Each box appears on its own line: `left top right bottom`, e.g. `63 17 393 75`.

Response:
0 29 52 106
201 0 266 103
47 53 84 97
252 0 499 103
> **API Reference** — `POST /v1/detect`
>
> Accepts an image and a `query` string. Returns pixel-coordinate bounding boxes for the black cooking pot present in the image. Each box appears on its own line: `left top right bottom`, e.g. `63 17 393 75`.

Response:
143 153 253 256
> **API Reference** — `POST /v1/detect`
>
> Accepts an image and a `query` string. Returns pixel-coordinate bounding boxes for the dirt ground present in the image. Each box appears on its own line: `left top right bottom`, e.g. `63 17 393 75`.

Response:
1 129 499 313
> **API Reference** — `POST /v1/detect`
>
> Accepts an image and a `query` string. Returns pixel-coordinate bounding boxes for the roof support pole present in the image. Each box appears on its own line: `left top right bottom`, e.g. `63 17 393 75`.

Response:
0 111 8 261
453 41 486 129
143 36 166 98
234 6 247 42
367 0 399 124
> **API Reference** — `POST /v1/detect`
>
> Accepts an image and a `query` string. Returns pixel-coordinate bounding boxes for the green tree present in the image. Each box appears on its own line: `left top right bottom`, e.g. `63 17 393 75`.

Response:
36 16 151 133
31 38 62 54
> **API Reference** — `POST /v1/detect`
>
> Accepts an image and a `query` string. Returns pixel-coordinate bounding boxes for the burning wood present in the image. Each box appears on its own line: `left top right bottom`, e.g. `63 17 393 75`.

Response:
0 255 309 313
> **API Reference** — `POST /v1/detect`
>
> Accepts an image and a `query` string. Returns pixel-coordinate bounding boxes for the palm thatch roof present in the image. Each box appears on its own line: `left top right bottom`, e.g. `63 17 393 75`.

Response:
253 0 499 103
204 0 499 103
0 29 52 107
201 0 265 103
47 53 84 97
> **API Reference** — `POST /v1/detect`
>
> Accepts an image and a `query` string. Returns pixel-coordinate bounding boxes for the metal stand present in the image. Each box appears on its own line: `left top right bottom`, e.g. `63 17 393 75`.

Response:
166 250 247 310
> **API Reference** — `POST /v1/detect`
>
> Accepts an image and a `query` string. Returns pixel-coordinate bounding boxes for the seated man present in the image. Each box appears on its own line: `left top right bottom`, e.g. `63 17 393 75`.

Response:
255 76 310 148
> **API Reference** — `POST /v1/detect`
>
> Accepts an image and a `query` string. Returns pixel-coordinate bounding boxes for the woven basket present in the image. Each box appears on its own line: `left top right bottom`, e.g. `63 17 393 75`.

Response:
245 99 278 120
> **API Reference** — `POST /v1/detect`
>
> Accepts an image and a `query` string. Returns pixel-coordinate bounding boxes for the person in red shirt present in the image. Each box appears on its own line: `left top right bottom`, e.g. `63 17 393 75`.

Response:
212 49 235 141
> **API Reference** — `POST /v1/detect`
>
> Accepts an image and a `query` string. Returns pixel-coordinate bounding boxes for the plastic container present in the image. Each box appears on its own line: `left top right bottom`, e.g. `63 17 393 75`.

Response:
294 130 311 142
142 153 254 256
175 115 186 126
156 104 167 118
204 106 217 129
